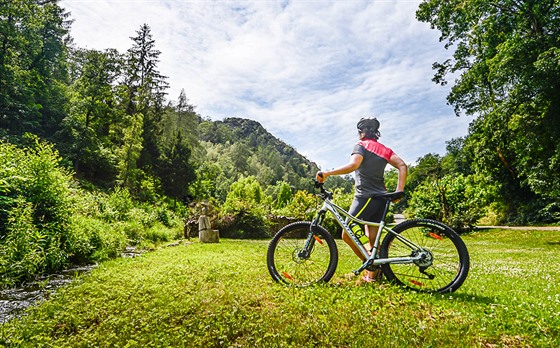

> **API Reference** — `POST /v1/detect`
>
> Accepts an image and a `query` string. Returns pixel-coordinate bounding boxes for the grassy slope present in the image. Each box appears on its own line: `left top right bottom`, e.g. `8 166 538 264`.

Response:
1 229 559 347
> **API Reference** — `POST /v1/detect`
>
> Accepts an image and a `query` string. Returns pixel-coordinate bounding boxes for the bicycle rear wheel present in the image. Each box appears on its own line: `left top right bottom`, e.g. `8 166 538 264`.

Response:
267 221 338 286
379 219 469 293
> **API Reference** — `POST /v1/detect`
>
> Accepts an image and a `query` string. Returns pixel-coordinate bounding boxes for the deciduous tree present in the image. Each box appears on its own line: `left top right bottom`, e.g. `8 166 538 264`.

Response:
0 0 71 139
417 0 560 221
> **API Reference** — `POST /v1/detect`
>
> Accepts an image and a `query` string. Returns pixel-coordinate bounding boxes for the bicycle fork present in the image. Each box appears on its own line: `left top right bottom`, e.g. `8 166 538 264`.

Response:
298 212 327 259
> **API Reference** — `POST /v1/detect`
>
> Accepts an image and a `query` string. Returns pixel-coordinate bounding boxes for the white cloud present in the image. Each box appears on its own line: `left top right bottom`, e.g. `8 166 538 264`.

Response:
61 0 472 169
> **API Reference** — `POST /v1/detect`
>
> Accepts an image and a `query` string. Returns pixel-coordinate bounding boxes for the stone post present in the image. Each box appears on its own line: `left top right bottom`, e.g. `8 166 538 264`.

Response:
198 203 219 243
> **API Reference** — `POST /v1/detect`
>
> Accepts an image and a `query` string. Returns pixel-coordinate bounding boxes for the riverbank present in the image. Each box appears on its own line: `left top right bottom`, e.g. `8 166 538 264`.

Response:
0 246 146 323
0 265 96 324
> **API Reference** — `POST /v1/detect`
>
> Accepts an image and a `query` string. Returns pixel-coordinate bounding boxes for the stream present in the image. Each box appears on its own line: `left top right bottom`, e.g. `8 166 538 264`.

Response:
0 246 145 323
0 264 97 323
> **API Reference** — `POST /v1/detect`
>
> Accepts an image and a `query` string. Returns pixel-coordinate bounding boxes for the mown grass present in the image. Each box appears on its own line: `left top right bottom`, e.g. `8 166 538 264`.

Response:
1 229 559 347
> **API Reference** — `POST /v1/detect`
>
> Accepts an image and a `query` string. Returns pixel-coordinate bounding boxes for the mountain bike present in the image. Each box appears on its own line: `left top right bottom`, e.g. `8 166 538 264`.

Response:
266 181 470 293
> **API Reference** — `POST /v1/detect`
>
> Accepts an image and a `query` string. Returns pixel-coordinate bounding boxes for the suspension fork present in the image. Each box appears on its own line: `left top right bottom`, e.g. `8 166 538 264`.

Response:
299 209 326 258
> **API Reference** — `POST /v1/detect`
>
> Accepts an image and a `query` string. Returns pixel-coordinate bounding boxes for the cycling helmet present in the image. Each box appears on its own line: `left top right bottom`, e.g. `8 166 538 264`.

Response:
357 117 380 139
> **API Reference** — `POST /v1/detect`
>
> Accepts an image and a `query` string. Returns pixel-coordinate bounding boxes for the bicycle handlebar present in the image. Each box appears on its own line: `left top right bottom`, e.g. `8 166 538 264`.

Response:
313 179 333 199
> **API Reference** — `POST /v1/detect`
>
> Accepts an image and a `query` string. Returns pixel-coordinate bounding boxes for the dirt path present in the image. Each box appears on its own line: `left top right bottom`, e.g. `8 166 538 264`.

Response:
474 225 560 231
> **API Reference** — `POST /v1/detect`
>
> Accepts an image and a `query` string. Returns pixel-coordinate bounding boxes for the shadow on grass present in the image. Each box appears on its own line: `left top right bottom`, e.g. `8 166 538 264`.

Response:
279 276 500 307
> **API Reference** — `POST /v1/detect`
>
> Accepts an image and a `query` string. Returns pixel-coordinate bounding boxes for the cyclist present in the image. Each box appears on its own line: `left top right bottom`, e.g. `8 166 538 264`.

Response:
315 117 407 282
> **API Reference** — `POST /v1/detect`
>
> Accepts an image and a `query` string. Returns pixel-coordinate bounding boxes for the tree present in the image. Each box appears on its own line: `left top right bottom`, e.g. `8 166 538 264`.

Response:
408 173 487 233
116 113 144 189
157 130 196 205
0 0 71 140
417 0 560 221
162 89 199 148
63 48 123 185
189 160 223 201
442 137 473 176
406 153 444 193
124 23 169 174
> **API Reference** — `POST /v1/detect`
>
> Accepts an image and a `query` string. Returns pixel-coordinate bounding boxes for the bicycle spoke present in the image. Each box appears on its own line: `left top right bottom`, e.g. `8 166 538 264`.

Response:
267 222 338 286
381 219 469 293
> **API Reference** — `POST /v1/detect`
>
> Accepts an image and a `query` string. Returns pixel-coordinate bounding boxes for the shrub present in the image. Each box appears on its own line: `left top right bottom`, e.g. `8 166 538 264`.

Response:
0 138 185 287
219 176 268 238
155 205 181 228
222 176 265 215
0 138 75 285
407 174 487 233
67 215 127 263
537 202 560 223
66 215 98 264
104 187 134 222
121 219 145 245
217 209 268 239
143 222 180 244
1 138 73 236
0 199 46 287
274 190 318 220
89 221 128 261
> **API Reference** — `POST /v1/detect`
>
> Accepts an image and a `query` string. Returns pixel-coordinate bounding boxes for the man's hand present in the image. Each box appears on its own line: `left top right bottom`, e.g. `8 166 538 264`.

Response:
315 171 326 183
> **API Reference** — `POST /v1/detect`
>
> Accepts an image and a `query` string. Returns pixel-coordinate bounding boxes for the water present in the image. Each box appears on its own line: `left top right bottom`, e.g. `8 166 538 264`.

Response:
0 264 97 323
0 246 149 323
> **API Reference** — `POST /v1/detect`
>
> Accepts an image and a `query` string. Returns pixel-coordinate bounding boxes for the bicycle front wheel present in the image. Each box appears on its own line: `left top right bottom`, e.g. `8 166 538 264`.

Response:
267 221 338 286
379 219 469 293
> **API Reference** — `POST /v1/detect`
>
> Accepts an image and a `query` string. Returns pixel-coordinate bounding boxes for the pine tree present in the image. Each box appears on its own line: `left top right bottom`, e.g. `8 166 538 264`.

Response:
124 23 169 174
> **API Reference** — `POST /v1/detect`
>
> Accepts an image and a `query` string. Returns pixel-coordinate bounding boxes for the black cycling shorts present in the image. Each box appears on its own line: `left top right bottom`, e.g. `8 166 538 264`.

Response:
347 196 386 223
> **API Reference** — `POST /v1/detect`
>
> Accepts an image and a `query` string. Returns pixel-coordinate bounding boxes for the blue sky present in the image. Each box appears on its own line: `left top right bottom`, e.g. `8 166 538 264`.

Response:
60 0 473 170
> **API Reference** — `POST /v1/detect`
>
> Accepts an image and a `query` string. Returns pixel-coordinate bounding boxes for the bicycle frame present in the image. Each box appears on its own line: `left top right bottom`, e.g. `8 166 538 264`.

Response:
309 193 425 275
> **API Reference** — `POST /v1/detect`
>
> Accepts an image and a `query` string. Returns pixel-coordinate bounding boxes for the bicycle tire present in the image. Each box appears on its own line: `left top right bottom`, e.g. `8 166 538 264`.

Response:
267 221 338 286
379 219 469 293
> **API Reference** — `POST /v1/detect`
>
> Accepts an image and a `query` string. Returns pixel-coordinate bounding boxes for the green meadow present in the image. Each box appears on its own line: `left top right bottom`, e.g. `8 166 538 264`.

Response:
1 229 559 347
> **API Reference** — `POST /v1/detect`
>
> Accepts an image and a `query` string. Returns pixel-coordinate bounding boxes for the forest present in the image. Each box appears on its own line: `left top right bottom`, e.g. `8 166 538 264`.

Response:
1 0 559 287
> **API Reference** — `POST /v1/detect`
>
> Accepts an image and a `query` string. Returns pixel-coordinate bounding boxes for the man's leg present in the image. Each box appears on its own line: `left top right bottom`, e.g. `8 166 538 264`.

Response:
364 225 381 280
342 230 367 261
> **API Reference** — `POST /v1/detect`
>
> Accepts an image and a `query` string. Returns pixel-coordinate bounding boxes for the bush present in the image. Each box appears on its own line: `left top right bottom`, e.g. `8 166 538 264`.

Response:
218 176 269 238
0 199 46 287
537 202 560 224
0 138 186 287
0 138 75 286
90 222 128 261
1 138 73 236
274 190 318 221
67 215 128 263
217 209 268 239
407 174 487 233
144 222 181 244
103 187 134 222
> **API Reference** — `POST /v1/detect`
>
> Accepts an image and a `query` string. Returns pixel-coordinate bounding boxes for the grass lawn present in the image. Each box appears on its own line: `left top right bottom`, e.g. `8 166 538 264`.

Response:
1 229 559 347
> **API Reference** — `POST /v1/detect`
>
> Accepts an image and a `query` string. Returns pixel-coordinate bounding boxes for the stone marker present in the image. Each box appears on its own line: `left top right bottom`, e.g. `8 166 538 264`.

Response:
198 202 219 243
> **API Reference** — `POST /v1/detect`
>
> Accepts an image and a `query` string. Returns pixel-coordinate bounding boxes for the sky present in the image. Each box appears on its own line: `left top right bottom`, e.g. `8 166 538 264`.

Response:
60 0 474 170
